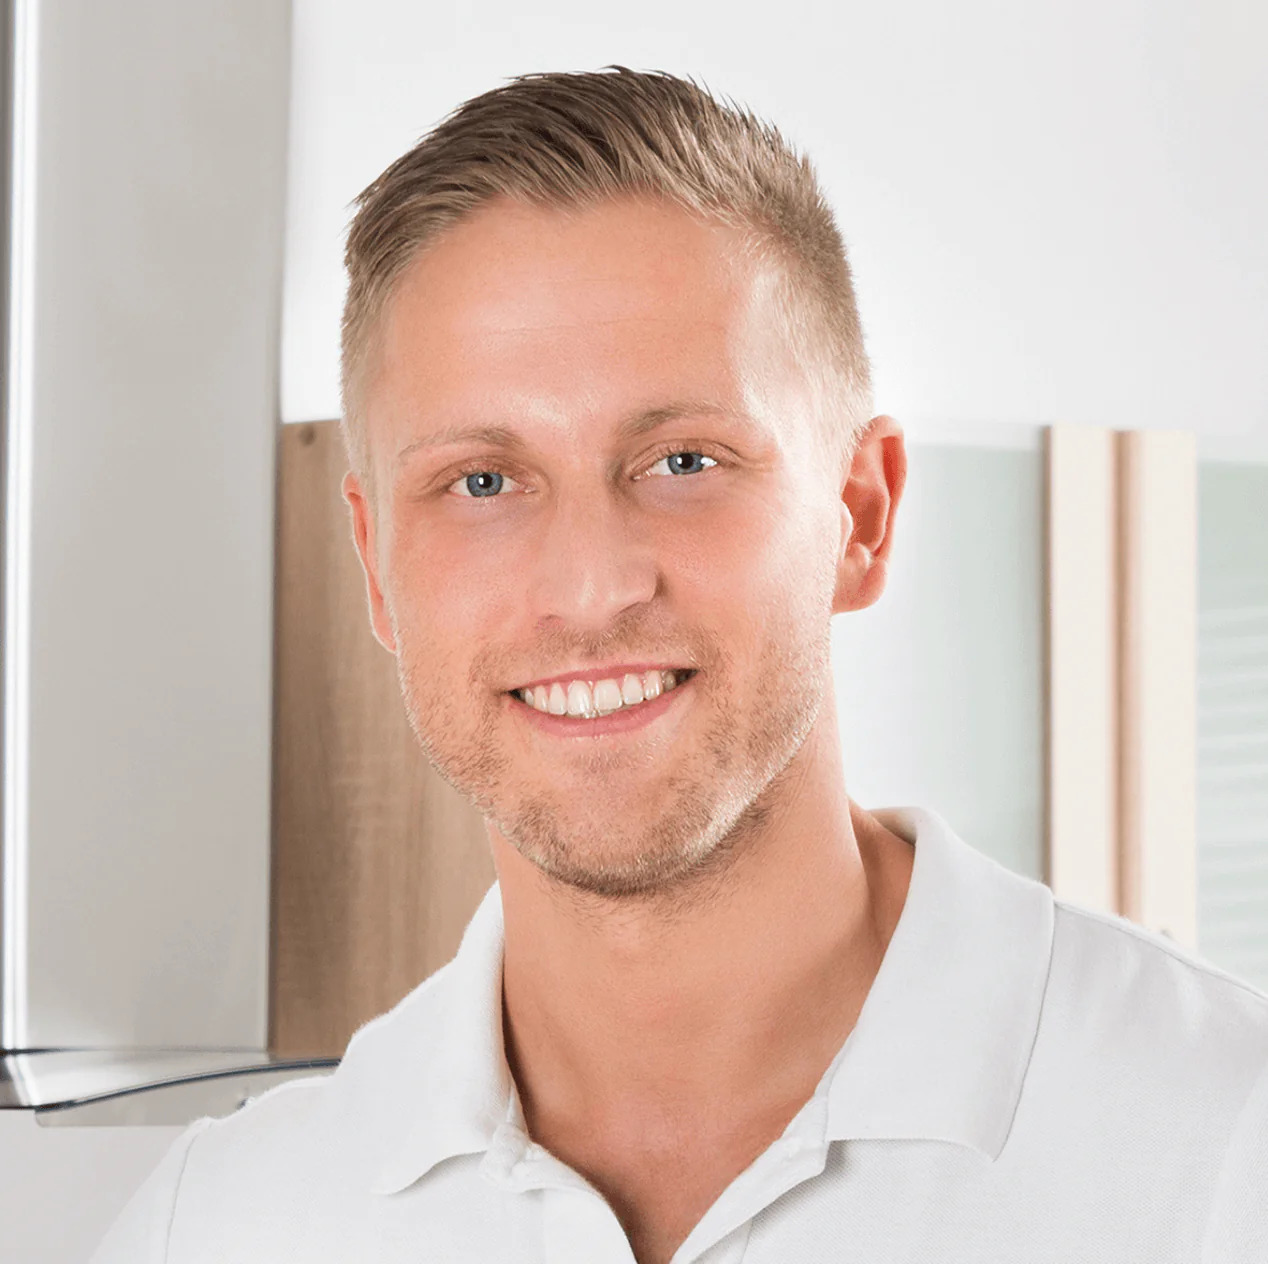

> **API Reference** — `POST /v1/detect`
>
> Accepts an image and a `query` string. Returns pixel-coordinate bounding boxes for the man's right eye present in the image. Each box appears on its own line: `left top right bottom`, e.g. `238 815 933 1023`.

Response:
449 470 520 498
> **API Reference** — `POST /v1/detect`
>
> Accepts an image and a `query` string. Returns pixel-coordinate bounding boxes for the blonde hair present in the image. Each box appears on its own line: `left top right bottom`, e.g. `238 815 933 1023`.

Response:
340 66 874 494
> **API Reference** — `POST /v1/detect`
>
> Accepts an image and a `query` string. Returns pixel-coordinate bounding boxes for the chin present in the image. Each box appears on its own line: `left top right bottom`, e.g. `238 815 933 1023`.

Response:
501 788 754 902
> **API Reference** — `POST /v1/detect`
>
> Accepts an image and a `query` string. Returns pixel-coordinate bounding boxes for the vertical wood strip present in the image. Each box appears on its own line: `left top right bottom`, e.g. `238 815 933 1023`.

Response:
270 421 494 1058
1117 430 1198 946
1046 425 1120 913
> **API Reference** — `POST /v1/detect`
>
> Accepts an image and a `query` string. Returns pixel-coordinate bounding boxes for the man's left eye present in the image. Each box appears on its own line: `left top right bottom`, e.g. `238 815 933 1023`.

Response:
646 452 717 477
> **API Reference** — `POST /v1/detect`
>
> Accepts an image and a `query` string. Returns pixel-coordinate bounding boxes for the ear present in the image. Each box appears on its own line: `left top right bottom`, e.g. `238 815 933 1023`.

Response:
341 470 398 653
832 415 907 615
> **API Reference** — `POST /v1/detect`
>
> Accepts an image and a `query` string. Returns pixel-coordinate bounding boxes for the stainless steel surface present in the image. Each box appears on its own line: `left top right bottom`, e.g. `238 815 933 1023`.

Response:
2 1049 337 1126
2 0 292 1049
0 0 10 1049
1 0 29 1057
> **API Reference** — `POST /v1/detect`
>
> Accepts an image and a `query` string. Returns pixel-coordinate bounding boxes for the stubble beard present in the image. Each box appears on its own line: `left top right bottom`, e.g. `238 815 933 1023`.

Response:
392 605 833 905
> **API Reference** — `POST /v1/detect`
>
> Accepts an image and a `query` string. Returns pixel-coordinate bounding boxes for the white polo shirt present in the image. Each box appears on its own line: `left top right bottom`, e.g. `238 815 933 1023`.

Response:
94 807 1268 1262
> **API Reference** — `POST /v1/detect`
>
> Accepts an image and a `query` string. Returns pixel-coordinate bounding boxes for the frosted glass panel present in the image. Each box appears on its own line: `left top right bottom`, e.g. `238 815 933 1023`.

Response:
1197 459 1268 993
832 430 1045 881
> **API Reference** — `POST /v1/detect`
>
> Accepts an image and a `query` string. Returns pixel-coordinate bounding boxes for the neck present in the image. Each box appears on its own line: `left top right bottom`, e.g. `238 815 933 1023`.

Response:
489 703 914 1137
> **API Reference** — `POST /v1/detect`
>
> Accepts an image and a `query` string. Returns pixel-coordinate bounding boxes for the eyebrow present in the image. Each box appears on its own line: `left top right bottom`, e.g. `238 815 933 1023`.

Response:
391 401 742 471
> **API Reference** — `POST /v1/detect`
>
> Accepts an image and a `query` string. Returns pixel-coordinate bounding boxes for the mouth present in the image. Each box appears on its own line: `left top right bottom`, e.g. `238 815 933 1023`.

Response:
509 668 696 719
506 668 698 734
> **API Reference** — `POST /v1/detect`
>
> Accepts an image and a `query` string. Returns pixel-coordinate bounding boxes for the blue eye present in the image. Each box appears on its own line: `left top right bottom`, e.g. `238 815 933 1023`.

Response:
649 452 717 477
457 471 504 497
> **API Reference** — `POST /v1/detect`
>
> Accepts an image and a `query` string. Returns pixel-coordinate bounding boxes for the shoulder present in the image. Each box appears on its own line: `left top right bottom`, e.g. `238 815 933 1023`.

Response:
1202 1053 1268 1261
185 960 457 1186
1041 897 1268 1108
90 1117 213 1263
95 963 458 1259
1006 897 1268 1236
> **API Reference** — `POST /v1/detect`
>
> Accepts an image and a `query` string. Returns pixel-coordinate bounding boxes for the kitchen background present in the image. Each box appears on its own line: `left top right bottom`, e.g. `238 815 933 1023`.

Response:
1 0 1265 1258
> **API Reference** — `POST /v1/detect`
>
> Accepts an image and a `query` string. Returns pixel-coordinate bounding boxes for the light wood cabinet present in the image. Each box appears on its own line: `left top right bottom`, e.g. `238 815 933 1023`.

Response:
270 421 493 1058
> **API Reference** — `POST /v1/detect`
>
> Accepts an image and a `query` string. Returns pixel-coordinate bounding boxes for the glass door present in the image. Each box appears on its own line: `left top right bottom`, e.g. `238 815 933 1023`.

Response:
1197 439 1268 993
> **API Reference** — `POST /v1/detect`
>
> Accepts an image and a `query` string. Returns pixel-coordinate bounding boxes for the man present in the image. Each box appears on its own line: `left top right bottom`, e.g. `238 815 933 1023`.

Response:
96 67 1266 1263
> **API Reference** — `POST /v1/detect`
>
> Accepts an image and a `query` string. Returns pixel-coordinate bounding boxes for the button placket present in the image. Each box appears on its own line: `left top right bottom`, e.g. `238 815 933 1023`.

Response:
542 1186 640 1264
657 1079 835 1261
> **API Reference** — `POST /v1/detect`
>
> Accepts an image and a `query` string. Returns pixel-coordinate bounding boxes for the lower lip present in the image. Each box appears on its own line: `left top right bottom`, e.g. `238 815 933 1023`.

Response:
507 673 695 737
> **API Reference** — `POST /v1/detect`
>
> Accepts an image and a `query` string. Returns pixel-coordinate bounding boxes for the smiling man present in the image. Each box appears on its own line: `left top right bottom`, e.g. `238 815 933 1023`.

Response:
96 67 1267 1264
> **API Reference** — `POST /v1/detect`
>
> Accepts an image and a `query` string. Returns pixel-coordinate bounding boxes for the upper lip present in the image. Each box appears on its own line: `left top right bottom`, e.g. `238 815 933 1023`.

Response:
509 663 696 693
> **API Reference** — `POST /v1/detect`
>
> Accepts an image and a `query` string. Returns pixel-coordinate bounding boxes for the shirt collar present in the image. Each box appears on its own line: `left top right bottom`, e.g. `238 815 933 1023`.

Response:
820 806 1054 1160
365 805 1054 1194
364 885 511 1195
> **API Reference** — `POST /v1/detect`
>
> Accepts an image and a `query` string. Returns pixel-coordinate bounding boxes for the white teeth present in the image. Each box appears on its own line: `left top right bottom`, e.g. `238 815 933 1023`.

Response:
566 680 593 718
518 669 689 719
570 679 598 720
592 679 624 715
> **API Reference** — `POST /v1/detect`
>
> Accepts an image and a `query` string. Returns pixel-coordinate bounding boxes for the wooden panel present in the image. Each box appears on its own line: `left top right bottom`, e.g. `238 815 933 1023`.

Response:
1047 425 1198 941
1117 429 1198 947
269 421 494 1058
1046 425 1120 913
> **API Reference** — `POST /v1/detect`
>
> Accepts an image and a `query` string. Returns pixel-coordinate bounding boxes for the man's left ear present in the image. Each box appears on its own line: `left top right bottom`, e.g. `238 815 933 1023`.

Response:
832 414 907 615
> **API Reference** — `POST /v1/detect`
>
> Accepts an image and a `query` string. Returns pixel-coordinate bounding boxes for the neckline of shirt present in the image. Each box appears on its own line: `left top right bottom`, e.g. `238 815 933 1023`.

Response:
365 805 1055 1197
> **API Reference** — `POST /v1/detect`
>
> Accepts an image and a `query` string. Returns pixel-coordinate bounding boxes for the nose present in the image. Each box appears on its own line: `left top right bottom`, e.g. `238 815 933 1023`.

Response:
526 484 659 634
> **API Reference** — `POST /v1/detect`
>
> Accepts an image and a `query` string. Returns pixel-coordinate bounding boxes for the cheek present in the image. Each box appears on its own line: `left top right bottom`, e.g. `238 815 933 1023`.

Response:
662 503 831 683
384 522 521 638
671 478 830 598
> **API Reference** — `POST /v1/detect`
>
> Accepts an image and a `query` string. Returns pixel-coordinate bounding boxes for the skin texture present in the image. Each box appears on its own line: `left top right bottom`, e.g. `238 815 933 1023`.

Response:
343 195 913 1264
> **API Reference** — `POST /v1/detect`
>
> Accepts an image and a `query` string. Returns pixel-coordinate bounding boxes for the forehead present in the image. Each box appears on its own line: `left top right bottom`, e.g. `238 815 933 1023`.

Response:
365 196 802 461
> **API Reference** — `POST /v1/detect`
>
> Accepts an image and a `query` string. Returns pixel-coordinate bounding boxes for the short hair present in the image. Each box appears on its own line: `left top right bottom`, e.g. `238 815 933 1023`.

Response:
340 66 874 495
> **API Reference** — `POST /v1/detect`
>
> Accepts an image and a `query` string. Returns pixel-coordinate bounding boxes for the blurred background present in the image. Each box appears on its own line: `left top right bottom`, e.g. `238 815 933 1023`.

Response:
0 0 1264 1258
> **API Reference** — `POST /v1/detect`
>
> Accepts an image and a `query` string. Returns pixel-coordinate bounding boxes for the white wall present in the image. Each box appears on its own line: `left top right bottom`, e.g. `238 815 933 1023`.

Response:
282 0 1268 441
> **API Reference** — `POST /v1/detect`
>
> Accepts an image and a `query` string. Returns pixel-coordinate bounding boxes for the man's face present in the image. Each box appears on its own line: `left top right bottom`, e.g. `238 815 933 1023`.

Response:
346 196 854 898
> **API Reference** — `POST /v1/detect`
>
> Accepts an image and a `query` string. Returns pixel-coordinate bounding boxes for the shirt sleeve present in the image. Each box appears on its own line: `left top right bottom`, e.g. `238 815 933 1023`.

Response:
89 1116 214 1264
1202 1055 1268 1263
